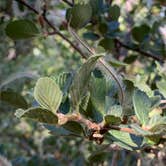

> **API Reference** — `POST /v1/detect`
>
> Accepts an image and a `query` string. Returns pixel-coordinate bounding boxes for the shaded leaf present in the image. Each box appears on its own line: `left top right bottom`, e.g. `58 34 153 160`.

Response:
90 76 106 113
108 58 127 67
109 5 120 20
44 124 82 137
104 105 123 124
54 72 73 95
34 77 62 113
99 38 114 51
62 121 84 136
89 0 104 16
66 4 92 29
124 55 137 64
5 20 40 40
15 107 58 124
70 55 101 111
0 90 28 109
131 24 150 43
83 32 100 41
88 151 109 163
109 129 144 150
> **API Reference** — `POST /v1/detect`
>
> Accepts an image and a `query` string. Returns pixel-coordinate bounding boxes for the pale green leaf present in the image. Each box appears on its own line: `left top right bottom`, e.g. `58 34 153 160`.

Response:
34 77 62 113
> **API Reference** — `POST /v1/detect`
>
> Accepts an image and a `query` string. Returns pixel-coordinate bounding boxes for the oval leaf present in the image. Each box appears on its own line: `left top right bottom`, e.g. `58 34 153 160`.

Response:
34 77 63 113
5 20 40 40
15 107 58 124
0 90 28 109
66 4 92 29
109 129 144 150
133 89 152 125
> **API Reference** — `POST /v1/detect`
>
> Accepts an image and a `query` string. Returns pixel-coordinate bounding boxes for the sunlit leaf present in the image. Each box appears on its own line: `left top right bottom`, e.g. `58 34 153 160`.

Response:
34 77 62 113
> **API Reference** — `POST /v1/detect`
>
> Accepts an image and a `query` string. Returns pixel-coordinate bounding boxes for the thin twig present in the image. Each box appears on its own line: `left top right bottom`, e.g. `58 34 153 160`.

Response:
56 112 136 134
14 0 85 58
115 39 164 62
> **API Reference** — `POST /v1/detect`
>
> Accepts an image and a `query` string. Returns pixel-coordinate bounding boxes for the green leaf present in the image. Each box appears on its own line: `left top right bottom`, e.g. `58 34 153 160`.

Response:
130 124 153 136
15 107 58 124
148 115 166 134
99 38 114 51
70 55 101 111
83 32 100 41
44 124 75 137
104 105 123 124
79 96 103 123
108 58 127 67
131 24 150 43
122 79 135 116
109 5 120 20
131 124 162 144
156 80 166 98
62 121 84 136
127 75 153 97
89 0 104 16
150 96 161 109
80 91 91 111
5 20 40 40
34 77 63 113
0 90 28 109
124 55 137 64
109 129 144 150
66 4 92 29
89 76 106 113
133 89 152 125
54 72 73 95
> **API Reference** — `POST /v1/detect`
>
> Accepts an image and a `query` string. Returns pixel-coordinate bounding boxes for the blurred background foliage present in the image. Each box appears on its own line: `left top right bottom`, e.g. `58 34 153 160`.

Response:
0 0 166 165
